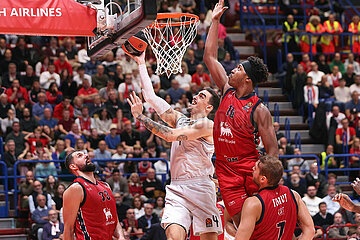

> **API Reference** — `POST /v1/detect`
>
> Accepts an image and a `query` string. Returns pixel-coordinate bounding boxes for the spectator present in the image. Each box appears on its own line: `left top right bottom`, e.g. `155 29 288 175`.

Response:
105 123 121 152
320 145 337 169
121 121 140 151
301 15 323 54
128 173 144 198
84 57 101 75
350 75 360 94
327 212 348 239
118 55 137 74
42 209 64 240
107 168 129 197
32 92 52 121
39 108 58 131
169 0 181 13
191 64 211 88
21 65 37 90
343 65 356 89
43 38 59 62
46 83 62 107
44 175 57 198
0 93 15 119
167 79 186 104
31 194 51 240
92 64 109 90
194 39 205 62
39 64 60 90
317 53 331 74
142 168 164 200
59 69 78 100
94 140 112 167
327 105 345 131
105 89 123 119
99 79 116 102
75 106 95 137
153 196 165 220
291 64 307 109
312 202 334 232
305 163 327 198
321 14 343 54
57 109 74 138
64 123 87 148
73 66 92 87
308 62 325 85
15 97 32 121
6 79 29 105
273 122 285 141
87 128 104 151
94 108 112 135
178 0 196 13
2 62 21 89
52 183 65 213
302 185 323 216
175 63 192 91
53 97 74 120
318 75 334 111
197 12 209 36
282 14 300 54
350 137 360 168
346 53 360 76
278 137 294 155
36 55 51 79
0 38 7 62
184 49 198 75
334 78 351 111
287 148 310 172
5 121 28 156
138 203 159 233
3 139 18 185
122 208 143 240
78 78 98 104
330 53 346 75
34 153 57 182
112 144 127 167
28 180 55 214
54 52 73 75
118 74 141 115
114 192 130 222
326 173 342 193
0 49 13 76
221 51 237 76
335 118 356 150
1 109 19 134
348 15 360 54
327 65 342 88
304 76 319 111
286 172 306 197
59 37 78 66
19 170 35 209
322 184 340 215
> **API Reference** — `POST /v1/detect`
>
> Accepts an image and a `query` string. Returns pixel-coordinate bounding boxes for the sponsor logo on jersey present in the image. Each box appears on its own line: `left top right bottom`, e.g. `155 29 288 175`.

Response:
220 122 233 138
278 206 285 216
227 157 238 162
272 193 288 208
242 102 253 112
103 208 113 221
205 218 213 227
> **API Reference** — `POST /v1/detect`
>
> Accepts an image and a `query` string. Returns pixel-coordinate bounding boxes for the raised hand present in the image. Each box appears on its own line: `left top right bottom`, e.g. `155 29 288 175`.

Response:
352 178 360 195
212 0 228 21
332 193 355 212
128 92 143 119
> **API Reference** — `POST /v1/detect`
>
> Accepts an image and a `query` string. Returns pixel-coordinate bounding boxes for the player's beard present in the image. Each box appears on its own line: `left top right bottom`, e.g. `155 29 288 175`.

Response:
79 162 96 172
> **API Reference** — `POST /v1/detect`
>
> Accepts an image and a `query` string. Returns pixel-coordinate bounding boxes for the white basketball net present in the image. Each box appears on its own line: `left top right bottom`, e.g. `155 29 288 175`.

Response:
143 15 200 77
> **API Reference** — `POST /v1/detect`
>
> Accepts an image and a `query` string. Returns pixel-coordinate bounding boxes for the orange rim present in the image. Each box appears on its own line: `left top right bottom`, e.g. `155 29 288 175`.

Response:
146 13 199 29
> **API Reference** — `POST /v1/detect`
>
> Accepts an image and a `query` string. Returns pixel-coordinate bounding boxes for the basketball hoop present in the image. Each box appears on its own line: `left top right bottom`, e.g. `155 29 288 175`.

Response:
143 13 200 77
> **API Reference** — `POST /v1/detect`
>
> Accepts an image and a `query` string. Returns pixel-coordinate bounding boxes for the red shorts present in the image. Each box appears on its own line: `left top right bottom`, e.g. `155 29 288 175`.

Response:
216 162 259 217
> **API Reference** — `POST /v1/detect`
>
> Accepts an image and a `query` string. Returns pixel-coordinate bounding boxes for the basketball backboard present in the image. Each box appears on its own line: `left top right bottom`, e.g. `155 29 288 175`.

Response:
86 0 157 59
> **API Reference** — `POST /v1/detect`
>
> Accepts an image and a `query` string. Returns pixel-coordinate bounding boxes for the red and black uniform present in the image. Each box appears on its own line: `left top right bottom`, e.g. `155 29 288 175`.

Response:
214 89 262 216
250 185 298 240
72 176 118 240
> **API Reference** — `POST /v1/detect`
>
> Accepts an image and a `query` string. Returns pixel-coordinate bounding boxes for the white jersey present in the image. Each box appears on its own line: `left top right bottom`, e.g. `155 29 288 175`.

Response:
170 116 215 180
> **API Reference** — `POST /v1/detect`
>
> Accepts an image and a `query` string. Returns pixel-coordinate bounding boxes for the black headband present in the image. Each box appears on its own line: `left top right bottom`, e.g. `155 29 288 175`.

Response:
241 60 257 84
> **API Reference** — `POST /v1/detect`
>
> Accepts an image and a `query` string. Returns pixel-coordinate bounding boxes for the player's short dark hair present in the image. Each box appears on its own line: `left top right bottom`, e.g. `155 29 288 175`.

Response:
259 155 284 186
319 202 326 208
204 87 220 120
247 56 269 88
65 150 77 171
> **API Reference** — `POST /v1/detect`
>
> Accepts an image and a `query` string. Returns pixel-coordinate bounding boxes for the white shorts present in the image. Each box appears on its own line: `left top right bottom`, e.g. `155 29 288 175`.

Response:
161 176 223 236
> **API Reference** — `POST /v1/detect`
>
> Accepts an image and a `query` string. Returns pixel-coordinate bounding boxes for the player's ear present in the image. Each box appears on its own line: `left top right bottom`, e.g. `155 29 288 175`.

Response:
69 163 77 173
206 104 213 113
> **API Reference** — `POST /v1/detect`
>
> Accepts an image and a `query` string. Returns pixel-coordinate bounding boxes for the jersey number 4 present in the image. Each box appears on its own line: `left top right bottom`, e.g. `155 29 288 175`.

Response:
276 221 286 240
99 190 111 202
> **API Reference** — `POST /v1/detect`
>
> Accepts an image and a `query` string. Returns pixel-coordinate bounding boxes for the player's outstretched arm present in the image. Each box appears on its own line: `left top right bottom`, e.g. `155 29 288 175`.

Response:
333 193 360 213
293 190 315 240
128 92 212 142
126 51 184 128
113 221 126 240
63 183 84 240
203 0 230 93
253 104 279 157
234 197 261 240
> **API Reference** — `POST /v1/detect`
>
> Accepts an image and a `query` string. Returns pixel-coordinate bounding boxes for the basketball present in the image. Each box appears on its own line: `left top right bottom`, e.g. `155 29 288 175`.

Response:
122 30 148 56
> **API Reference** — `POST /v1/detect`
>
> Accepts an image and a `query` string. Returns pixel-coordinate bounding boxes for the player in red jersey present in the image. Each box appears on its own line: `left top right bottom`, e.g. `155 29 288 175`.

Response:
204 0 279 228
235 156 314 240
63 151 125 240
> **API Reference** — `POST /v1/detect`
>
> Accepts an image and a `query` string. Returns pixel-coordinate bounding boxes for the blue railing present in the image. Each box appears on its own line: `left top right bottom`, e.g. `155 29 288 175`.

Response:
0 161 8 217
239 0 267 64
263 90 269 108
294 132 301 150
324 154 360 184
13 158 169 216
285 117 290 141
274 103 279 123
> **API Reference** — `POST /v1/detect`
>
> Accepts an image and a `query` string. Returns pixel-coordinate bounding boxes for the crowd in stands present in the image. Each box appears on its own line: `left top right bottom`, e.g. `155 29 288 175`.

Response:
0 0 238 239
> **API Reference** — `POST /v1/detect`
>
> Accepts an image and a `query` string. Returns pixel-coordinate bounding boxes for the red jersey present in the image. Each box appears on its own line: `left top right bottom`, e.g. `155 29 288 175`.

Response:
250 185 298 240
214 90 261 173
189 202 225 240
72 176 118 240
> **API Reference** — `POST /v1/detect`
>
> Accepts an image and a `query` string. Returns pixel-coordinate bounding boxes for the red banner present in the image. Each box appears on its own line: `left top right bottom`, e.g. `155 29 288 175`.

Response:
0 0 97 37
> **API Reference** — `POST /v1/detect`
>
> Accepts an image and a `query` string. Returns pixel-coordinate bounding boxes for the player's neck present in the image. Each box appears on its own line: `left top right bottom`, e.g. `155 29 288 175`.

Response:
190 112 207 120
235 85 254 98
77 171 97 184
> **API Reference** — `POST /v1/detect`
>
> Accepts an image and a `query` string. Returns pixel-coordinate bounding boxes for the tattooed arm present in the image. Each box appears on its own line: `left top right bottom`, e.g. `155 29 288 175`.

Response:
136 114 213 142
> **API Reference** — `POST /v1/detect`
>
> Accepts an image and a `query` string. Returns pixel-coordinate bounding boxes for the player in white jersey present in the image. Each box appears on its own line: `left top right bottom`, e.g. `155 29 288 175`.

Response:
127 52 222 240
